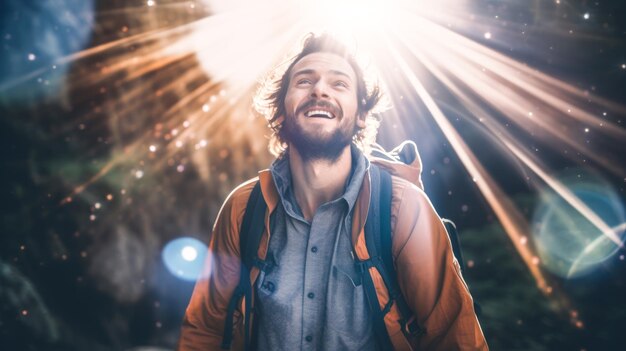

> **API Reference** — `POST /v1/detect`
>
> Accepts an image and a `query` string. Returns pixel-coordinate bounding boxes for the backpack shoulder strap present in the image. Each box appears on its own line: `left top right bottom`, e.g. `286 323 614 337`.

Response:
360 165 423 348
360 164 395 349
221 180 267 350
442 219 465 272
378 166 393 282
240 181 267 268
364 164 393 288
441 218 481 315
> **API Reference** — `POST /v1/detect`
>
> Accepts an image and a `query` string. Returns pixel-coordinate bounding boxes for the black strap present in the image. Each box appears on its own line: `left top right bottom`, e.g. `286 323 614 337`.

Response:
365 165 383 259
379 168 423 337
360 165 395 349
360 165 424 349
442 219 464 272
221 181 267 350
241 183 267 268
442 219 482 316
221 285 244 349
379 167 393 284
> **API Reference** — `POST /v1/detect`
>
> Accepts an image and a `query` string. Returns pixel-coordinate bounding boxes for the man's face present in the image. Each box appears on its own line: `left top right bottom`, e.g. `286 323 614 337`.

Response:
281 52 365 161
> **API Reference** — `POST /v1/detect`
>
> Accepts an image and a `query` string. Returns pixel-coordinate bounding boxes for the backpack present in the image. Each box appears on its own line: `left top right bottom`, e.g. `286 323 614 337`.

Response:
221 145 473 350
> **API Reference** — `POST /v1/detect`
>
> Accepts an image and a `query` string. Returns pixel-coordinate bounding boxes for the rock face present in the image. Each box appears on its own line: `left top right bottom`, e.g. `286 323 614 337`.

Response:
0 260 60 347
88 226 150 303
0 0 94 104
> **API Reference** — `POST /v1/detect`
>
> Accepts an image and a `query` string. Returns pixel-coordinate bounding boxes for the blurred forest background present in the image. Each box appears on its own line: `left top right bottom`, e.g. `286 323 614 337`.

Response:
1 0 625 350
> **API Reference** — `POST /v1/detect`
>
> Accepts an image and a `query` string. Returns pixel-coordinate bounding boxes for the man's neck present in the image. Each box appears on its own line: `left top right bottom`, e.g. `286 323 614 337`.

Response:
288 145 353 222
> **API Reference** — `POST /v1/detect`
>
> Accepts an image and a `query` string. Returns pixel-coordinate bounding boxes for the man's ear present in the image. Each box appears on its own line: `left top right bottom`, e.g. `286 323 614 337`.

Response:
356 113 367 129
273 115 285 127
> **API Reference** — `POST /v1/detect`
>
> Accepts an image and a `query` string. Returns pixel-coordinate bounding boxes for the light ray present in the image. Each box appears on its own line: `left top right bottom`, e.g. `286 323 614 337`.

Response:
382 34 554 295
403 34 624 248
386 10 625 176
53 2 315 197
568 222 626 278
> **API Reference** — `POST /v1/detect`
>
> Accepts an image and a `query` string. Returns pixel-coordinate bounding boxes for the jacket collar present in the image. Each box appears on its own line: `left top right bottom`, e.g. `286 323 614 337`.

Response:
268 145 368 221
257 155 371 248
258 170 280 215
257 141 424 259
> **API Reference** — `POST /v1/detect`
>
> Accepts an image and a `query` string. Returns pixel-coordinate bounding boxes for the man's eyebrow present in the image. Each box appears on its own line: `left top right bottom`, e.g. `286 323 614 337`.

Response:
292 69 315 78
329 70 353 81
292 69 353 81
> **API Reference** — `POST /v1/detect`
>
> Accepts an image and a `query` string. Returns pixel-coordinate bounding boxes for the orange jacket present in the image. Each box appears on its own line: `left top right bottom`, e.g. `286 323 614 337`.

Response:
178 156 488 350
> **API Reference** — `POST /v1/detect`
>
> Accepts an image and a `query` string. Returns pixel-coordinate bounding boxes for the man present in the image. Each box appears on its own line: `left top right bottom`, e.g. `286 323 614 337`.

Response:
177 33 488 350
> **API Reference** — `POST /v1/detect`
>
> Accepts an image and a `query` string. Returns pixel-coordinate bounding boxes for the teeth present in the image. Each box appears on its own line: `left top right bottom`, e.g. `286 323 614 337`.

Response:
305 110 333 118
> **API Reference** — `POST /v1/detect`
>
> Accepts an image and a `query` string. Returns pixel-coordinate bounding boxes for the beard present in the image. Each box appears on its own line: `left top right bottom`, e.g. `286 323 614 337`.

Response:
281 110 358 163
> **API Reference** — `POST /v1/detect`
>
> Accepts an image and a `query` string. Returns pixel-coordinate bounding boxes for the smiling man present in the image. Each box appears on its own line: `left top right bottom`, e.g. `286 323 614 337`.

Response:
281 52 362 164
177 33 488 351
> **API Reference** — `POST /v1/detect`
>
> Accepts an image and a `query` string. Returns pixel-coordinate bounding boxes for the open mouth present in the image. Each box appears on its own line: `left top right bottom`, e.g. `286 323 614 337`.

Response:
304 109 335 119
296 99 341 120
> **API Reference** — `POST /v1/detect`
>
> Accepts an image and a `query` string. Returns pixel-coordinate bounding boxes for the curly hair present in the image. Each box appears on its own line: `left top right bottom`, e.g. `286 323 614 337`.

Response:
254 33 386 158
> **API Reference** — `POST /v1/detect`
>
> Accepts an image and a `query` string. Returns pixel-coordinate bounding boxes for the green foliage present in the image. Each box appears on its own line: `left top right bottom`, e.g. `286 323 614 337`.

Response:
461 223 582 350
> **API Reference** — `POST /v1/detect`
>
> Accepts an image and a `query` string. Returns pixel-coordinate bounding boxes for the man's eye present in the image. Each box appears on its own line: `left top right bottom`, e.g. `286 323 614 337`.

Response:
297 79 312 85
335 81 348 88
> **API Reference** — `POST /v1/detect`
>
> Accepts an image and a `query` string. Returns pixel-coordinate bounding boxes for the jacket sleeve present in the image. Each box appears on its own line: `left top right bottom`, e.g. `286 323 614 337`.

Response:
177 183 253 351
391 180 488 351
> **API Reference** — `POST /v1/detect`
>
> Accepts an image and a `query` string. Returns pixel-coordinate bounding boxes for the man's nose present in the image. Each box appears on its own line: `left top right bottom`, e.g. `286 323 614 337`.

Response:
310 81 329 98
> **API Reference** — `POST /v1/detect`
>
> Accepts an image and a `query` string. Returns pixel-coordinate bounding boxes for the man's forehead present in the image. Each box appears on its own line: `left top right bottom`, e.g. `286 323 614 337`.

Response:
290 52 356 81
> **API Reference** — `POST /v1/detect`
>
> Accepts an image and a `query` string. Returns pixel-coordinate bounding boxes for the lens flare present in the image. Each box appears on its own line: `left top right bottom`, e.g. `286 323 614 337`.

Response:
181 246 199 262
162 237 208 281
533 171 625 278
